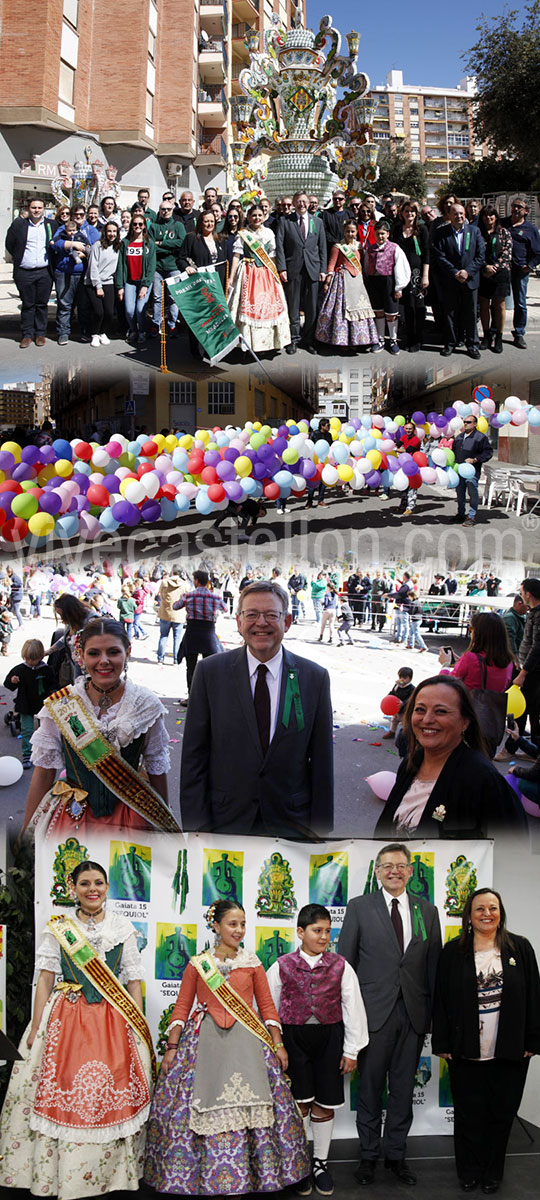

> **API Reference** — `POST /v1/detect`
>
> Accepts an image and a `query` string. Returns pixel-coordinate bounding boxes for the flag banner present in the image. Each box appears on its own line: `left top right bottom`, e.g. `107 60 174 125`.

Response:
166 268 242 364
35 832 493 1137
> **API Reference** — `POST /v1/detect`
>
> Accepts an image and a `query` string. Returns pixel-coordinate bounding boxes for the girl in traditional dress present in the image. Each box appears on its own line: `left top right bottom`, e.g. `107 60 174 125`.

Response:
23 617 176 836
227 204 291 352
0 861 154 1200
316 219 378 350
144 899 310 1195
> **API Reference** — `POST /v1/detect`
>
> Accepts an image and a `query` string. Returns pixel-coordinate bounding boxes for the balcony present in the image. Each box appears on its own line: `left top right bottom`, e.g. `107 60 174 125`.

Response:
231 0 259 18
231 22 253 58
198 85 227 125
195 132 227 164
200 0 226 38
199 37 227 82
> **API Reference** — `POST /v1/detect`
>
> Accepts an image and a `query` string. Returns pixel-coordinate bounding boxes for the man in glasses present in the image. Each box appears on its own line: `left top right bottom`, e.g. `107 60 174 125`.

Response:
180 579 333 837
338 844 442 1187
501 197 540 349
451 412 493 527
148 198 186 336
431 203 485 359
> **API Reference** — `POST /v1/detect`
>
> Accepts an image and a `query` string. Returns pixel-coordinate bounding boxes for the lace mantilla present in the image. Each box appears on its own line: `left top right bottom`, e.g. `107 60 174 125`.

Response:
36 910 144 983
31 678 170 772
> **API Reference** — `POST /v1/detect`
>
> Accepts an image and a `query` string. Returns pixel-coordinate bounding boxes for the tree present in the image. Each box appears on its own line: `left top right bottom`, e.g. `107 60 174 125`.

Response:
447 155 537 198
464 2 540 169
374 143 426 199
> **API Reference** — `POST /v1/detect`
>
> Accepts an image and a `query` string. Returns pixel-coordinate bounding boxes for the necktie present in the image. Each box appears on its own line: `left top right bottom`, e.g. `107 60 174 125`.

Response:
254 663 270 753
299 216 306 240
391 897 404 955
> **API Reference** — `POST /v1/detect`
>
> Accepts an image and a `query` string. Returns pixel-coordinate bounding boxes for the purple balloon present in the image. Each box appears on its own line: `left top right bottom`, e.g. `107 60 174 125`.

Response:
411 411 425 425
102 474 121 492
444 407 457 419
278 425 289 437
71 495 90 513
224 447 240 463
300 459 317 479
21 446 41 466
72 473 90 493
365 470 381 487
252 462 267 480
224 481 243 502
112 500 140 526
434 415 447 429
427 412 438 423
397 453 413 467
0 494 14 516
141 499 161 522
490 416 502 428
0 452 15 472
39 445 57 464
257 444 273 461
403 460 419 477
12 463 35 482
272 437 288 455
39 492 63 516
386 458 400 474
216 460 235 481
204 450 220 467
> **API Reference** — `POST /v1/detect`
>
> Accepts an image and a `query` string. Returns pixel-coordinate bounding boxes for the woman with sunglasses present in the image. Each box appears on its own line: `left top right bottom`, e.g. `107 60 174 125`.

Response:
115 213 157 345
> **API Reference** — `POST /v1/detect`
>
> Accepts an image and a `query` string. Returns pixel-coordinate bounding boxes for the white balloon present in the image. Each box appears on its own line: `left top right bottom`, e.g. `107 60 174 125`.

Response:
393 469 409 491
435 467 450 488
0 756 23 785
321 464 338 486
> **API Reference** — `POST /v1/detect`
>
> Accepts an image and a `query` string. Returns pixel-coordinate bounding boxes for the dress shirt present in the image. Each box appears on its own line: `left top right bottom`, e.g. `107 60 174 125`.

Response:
381 886 412 952
452 226 464 255
172 587 226 621
266 949 369 1057
246 646 283 743
297 214 307 238
20 219 48 269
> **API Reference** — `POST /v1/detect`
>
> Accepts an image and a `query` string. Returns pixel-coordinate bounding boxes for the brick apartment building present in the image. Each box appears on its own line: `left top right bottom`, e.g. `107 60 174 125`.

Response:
0 0 301 245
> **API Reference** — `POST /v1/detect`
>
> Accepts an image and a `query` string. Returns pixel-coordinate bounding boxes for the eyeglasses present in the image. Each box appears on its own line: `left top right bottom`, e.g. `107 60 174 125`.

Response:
239 610 285 622
378 863 410 873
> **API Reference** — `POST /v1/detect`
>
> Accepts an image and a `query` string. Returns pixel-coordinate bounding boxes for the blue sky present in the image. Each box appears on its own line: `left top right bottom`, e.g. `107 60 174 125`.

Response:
305 3 529 89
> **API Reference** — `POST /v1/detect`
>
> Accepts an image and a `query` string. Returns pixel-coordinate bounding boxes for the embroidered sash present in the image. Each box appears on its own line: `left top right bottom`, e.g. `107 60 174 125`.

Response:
190 950 277 1053
47 914 156 1077
238 229 281 281
336 242 362 274
44 687 180 832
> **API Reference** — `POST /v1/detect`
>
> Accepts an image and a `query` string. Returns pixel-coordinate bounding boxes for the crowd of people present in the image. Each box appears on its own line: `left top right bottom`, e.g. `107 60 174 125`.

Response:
6 186 540 358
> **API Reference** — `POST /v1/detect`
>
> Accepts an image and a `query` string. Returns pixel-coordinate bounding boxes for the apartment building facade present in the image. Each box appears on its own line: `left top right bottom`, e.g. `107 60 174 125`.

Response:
369 70 484 198
0 0 302 245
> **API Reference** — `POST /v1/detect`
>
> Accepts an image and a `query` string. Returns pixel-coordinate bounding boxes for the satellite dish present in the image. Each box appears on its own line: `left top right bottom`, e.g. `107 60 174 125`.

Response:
200 30 210 45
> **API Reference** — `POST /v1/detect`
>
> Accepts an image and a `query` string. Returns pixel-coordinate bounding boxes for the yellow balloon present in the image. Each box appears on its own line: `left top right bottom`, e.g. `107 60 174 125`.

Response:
366 449 382 468
164 435 178 453
37 465 55 486
477 416 489 433
153 434 166 451
252 421 262 431
235 455 253 477
179 435 193 450
28 511 55 537
506 685 526 719
1 441 22 463
370 428 382 439
55 459 73 478
0 471 4 484
337 464 354 482
195 429 210 444
330 417 341 431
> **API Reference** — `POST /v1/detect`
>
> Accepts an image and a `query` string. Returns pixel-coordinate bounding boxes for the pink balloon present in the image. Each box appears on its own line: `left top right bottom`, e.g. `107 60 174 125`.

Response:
365 771 397 801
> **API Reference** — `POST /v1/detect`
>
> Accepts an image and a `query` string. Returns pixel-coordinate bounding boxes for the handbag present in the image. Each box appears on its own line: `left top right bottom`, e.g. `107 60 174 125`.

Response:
470 654 508 758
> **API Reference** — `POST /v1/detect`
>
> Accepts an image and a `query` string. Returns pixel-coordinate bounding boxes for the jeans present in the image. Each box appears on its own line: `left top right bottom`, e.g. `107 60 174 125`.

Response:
407 619 427 650
21 713 35 762
312 597 322 622
55 270 85 337
125 281 151 336
510 266 529 336
29 593 41 616
152 272 179 329
394 610 410 642
456 475 480 519
133 611 147 638
121 619 134 642
157 618 181 662
290 593 300 622
10 600 23 627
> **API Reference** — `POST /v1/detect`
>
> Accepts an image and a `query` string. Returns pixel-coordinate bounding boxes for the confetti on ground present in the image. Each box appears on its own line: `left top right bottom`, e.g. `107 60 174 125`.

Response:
369 741 382 746
175 721 182 725
353 738 363 742
169 738 180 743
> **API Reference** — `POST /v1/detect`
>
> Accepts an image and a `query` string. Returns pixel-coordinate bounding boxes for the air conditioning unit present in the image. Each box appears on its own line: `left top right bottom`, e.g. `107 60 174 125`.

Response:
167 162 183 176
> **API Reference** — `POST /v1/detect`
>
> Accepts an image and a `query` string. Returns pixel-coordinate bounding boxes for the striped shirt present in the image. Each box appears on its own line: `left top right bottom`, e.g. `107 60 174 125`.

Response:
173 587 226 622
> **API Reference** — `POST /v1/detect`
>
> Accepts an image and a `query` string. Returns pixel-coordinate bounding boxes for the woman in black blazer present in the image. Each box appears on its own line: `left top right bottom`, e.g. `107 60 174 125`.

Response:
432 888 540 1193
177 211 228 290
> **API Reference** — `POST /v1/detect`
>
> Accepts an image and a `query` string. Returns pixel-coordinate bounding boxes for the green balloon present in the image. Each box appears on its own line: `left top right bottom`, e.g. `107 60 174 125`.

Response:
11 492 38 519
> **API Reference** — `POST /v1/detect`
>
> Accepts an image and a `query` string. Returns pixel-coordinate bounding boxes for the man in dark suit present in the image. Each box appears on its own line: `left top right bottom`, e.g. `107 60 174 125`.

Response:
431 203 485 358
338 844 442 1186
276 191 327 354
180 579 334 837
452 413 493 526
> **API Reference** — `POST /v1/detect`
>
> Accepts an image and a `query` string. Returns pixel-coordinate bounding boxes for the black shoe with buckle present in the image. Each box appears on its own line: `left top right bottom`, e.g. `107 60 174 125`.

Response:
355 1160 376 1186
384 1158 417 1185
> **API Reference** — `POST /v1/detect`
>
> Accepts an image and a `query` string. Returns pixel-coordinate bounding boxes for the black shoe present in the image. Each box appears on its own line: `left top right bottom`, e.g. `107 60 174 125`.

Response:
440 345 453 357
493 333 503 354
462 517 476 527
513 334 527 349
481 1183 500 1195
479 334 492 350
312 1159 334 1196
384 1159 417 1186
293 1178 313 1197
455 339 465 348
355 1161 376 1186
468 346 481 360
451 514 466 522
303 343 318 355
285 342 298 354
460 1182 479 1193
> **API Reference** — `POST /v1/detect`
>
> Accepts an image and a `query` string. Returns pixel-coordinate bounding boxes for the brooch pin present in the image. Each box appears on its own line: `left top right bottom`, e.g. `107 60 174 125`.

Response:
509 957 516 966
433 805 446 822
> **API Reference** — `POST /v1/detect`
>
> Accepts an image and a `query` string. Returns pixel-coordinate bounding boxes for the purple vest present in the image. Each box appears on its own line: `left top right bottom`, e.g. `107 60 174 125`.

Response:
277 949 345 1024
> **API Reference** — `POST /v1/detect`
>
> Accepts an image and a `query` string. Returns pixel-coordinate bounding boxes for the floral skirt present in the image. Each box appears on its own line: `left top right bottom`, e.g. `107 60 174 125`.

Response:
144 1016 310 1194
0 991 152 1200
228 261 291 351
316 269 378 346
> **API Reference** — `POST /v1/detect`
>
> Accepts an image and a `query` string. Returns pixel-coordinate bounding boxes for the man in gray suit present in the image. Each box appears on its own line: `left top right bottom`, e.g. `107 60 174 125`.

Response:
276 191 327 355
180 580 333 837
338 844 442 1186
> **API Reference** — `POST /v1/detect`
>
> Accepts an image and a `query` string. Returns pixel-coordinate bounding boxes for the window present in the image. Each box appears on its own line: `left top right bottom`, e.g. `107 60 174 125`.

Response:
170 382 196 404
63 0 78 27
59 61 75 105
146 90 154 123
208 382 235 414
148 28 156 59
254 388 264 419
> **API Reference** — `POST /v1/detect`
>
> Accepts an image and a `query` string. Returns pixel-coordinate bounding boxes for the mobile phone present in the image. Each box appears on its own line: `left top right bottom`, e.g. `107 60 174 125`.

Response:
507 715 516 730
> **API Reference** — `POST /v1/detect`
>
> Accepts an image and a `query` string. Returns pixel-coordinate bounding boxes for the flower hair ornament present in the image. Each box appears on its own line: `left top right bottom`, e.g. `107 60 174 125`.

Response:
205 902 218 931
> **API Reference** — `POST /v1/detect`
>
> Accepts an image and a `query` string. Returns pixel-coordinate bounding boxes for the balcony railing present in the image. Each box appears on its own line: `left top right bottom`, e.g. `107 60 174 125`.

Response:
197 133 227 158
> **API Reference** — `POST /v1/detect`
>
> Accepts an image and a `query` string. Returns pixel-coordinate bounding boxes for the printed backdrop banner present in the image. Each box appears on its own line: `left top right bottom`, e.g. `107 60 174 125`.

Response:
35 833 493 1138
166 269 242 364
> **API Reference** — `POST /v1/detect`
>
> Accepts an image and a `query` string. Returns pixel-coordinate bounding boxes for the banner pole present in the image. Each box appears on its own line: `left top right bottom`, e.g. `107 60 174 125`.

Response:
238 337 276 385
160 279 170 374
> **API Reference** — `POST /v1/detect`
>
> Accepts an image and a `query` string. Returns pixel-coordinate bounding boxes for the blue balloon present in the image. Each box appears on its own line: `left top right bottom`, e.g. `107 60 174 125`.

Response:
52 439 72 460
99 509 120 532
446 468 460 488
274 470 294 487
241 477 257 495
160 498 178 522
172 449 189 471
332 442 349 464
458 462 476 479
314 439 331 459
174 493 190 513
55 513 79 539
195 491 214 516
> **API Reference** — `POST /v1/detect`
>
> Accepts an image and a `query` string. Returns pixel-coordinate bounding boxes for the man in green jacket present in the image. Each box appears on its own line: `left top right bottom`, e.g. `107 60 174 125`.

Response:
148 199 186 335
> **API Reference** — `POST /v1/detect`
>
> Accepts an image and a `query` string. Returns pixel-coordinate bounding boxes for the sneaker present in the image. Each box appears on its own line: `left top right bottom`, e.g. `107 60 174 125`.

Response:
382 731 395 740
137 333 147 345
388 340 400 355
23 760 32 770
91 334 101 348
312 1159 334 1197
402 508 412 516
58 335 68 346
150 324 160 338
462 517 476 527
370 340 383 353
513 334 527 349
494 749 513 762
126 331 137 345
293 1178 313 1197
80 333 92 343
100 333 110 345
380 493 389 500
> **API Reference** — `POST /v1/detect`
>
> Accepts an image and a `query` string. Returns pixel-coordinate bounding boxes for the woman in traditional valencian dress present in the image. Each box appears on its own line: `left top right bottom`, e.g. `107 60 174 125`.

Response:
316 218 378 350
23 617 178 837
227 204 291 352
0 861 154 1200
144 900 310 1195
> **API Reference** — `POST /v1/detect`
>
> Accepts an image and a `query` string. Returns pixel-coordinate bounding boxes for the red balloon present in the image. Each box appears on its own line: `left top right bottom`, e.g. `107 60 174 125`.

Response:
408 474 422 489
201 466 219 485
0 509 5 529
0 480 22 494
412 452 428 467
138 463 155 477
380 694 401 716
161 484 177 501
28 487 44 499
2 517 28 543
207 484 226 503
188 455 204 475
264 482 280 500
141 440 158 457
87 484 110 508
73 441 93 461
